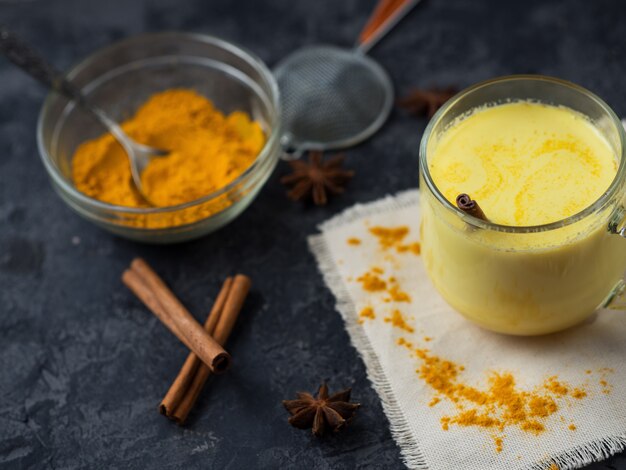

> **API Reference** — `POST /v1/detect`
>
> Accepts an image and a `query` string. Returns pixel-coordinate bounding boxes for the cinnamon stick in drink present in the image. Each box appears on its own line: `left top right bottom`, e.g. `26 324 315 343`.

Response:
159 277 233 417
169 274 251 424
122 258 231 374
456 193 489 222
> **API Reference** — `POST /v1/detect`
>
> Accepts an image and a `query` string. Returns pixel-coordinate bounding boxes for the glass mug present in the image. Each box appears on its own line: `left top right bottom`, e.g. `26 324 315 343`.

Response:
419 75 626 335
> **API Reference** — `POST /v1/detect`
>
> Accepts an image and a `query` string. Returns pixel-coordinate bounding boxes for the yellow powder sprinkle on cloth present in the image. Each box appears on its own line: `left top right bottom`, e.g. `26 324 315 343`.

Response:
369 226 410 249
386 280 411 303
397 339 590 452
357 271 387 292
368 226 421 254
384 310 414 333
358 307 376 325
356 269 412 303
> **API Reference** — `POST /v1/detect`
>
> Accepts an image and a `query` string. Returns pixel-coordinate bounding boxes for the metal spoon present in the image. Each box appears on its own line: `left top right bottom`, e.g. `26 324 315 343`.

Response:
0 27 167 202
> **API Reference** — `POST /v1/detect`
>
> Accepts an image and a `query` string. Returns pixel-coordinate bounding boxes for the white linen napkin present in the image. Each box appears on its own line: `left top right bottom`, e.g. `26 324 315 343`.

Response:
309 190 626 470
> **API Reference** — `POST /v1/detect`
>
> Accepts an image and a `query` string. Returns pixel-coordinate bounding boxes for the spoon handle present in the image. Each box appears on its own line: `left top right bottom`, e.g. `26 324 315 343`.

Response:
355 0 421 54
0 27 81 98
0 26 118 132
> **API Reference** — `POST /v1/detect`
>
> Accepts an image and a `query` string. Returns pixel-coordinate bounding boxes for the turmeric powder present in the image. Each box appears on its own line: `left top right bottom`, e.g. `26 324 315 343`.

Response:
72 89 265 226
357 271 387 292
368 226 421 254
358 306 376 325
396 338 592 452
369 225 409 248
356 268 411 303
384 310 414 333
386 279 411 302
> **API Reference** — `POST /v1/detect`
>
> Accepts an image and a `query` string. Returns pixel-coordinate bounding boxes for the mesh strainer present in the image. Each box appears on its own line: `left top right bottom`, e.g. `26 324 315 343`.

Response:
273 0 420 158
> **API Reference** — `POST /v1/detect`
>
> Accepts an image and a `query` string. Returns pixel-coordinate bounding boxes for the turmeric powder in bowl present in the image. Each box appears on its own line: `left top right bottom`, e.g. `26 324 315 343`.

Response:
72 88 265 219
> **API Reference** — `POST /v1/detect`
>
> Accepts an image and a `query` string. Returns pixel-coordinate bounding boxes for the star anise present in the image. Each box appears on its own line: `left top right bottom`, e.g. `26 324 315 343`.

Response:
280 151 354 206
283 382 360 436
397 86 458 118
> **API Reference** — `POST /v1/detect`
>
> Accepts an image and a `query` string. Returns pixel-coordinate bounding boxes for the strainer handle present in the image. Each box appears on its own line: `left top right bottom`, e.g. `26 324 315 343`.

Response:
356 0 421 54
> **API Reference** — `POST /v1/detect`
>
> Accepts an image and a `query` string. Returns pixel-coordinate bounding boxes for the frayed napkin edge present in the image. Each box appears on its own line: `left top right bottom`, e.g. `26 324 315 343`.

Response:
528 436 626 470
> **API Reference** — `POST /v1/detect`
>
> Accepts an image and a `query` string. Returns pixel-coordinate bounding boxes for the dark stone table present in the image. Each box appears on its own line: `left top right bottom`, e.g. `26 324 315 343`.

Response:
1 0 625 468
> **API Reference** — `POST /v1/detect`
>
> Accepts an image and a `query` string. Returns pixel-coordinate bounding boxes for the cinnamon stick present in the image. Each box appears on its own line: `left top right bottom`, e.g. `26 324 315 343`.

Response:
456 193 489 222
122 269 187 341
122 258 231 375
159 277 233 417
169 274 251 424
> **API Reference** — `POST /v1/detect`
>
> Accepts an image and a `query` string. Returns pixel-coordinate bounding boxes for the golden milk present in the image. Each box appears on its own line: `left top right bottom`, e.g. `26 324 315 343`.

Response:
421 101 626 334
430 102 617 227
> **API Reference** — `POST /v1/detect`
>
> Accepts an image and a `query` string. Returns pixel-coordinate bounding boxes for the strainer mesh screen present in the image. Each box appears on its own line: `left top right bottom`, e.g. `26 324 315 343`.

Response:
274 46 390 149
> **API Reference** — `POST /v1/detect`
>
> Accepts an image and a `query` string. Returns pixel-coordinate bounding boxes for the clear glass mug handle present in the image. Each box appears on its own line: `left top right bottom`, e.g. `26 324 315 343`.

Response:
604 205 626 309
603 114 626 309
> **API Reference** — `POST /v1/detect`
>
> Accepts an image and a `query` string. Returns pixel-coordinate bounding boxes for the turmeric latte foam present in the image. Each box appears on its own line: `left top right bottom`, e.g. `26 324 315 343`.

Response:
430 102 617 227
421 100 626 335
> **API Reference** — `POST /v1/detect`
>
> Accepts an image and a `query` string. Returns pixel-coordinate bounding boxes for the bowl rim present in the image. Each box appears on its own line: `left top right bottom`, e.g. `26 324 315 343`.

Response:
37 31 281 215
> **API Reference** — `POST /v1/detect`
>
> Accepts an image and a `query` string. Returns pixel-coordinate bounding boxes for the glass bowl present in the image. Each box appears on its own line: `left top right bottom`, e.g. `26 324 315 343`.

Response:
37 32 281 243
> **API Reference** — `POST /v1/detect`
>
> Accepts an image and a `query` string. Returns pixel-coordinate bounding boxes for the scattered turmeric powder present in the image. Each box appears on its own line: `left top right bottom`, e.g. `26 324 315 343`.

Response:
357 271 387 292
396 242 421 255
598 368 614 394
544 376 569 396
528 396 557 418
600 379 612 394
72 89 265 227
368 226 422 255
347 237 362 245
358 306 376 324
384 310 414 333
386 281 411 303
568 424 577 431
356 268 411 304
369 226 409 249
494 437 503 453
396 338 590 452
